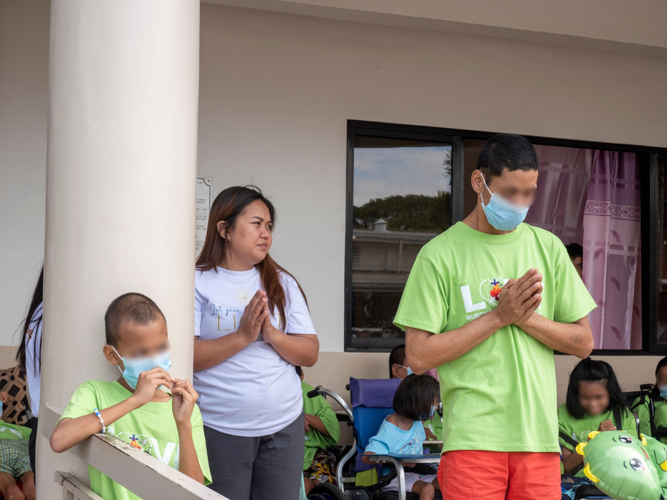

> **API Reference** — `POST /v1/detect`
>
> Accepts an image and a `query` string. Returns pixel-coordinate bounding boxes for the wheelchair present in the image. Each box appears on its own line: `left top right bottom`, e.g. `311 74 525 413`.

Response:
308 378 441 500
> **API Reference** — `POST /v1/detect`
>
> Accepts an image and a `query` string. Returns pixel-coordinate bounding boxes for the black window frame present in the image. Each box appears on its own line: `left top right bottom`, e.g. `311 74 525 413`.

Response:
345 120 667 355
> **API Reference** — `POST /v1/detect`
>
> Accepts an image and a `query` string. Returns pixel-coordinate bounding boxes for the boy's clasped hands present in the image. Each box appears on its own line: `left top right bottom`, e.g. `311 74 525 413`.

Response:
129 368 199 425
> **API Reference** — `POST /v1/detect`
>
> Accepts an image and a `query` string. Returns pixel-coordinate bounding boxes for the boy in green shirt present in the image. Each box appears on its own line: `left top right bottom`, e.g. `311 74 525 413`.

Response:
297 366 341 494
394 134 596 500
50 293 211 500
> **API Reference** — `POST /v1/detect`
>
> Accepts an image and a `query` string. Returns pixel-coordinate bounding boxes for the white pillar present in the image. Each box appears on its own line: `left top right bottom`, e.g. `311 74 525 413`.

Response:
37 0 200 496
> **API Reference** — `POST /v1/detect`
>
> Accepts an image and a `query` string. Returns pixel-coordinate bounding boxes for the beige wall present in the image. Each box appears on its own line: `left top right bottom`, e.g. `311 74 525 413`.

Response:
0 2 664 423
0 0 49 347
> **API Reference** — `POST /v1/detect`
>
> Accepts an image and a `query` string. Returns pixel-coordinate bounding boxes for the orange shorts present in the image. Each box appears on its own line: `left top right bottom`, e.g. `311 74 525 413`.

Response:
437 450 561 500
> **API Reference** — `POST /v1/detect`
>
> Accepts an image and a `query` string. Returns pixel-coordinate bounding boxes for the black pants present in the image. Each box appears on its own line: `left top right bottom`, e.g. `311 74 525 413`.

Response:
26 417 38 474
204 412 304 500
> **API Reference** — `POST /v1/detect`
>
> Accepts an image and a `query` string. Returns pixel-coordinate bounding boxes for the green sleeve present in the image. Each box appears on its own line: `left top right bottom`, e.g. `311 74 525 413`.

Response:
315 402 340 444
634 399 652 437
558 405 576 452
191 406 212 486
394 255 449 334
621 408 639 437
552 241 597 324
60 381 100 421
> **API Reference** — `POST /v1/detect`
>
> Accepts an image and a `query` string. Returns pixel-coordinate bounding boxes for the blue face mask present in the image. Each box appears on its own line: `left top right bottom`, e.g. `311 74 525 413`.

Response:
480 174 530 231
398 365 414 379
660 386 667 400
111 346 172 390
429 405 437 419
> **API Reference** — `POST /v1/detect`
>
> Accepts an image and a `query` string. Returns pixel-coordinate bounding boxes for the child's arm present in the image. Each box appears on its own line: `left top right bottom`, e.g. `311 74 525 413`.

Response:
50 368 173 453
561 446 583 473
172 379 205 484
361 451 376 465
304 415 330 437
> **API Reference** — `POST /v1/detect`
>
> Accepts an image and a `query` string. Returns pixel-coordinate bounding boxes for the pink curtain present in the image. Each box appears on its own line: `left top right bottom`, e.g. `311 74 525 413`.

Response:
527 147 642 349
583 151 642 350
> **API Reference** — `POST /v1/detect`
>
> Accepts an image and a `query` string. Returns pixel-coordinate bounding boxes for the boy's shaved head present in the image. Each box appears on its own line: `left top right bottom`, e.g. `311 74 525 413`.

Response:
105 293 166 347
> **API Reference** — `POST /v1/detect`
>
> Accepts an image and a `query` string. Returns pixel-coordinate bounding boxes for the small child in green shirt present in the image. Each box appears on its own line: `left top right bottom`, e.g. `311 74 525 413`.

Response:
634 356 667 443
297 366 341 494
0 390 35 500
558 358 636 498
50 293 211 500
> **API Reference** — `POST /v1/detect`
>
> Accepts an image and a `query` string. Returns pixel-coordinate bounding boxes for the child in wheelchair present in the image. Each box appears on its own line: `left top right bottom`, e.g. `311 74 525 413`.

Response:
362 374 440 500
298 366 341 494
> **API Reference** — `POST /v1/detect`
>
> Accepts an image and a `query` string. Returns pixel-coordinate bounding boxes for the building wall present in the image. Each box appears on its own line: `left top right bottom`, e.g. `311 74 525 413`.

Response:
0 0 49 350
0 2 665 407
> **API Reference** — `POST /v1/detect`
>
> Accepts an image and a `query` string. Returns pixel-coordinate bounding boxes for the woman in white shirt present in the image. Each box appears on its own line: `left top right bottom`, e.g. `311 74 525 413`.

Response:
15 266 43 472
194 186 319 499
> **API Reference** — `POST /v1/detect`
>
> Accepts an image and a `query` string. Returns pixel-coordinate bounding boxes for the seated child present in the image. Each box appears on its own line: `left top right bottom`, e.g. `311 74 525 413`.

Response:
0 391 35 500
362 374 440 500
297 366 341 494
388 344 442 450
558 358 636 500
50 293 211 500
635 356 667 443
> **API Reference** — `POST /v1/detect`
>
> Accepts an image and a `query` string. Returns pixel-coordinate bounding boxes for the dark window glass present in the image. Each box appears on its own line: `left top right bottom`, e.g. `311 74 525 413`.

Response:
657 155 667 345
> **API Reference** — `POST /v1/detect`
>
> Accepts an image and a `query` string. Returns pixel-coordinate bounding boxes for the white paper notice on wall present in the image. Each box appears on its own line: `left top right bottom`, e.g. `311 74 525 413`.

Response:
196 177 213 257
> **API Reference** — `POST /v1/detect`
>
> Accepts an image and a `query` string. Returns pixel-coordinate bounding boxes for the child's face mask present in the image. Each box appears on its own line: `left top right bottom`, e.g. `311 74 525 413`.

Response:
110 345 172 390
660 386 667 400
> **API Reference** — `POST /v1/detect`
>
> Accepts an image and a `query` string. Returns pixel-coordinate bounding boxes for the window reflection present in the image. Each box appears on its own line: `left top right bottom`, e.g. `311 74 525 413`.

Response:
351 136 452 341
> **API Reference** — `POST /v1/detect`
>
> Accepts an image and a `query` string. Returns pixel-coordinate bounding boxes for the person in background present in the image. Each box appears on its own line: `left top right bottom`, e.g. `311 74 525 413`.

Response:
558 358 636 500
389 344 408 380
296 366 341 494
635 356 667 444
388 344 442 447
0 390 35 500
565 243 583 279
362 374 441 500
15 266 43 473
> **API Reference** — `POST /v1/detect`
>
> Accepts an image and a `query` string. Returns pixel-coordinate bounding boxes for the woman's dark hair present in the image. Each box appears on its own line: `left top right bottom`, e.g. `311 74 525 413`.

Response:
565 357 628 420
393 374 439 421
389 344 406 378
16 267 44 371
196 186 305 329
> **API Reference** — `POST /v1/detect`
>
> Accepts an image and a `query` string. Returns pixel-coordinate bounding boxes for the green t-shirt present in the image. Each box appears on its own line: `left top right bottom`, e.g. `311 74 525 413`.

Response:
0 421 31 440
302 381 340 470
394 222 596 453
61 380 211 500
558 403 638 477
423 413 443 453
635 396 667 444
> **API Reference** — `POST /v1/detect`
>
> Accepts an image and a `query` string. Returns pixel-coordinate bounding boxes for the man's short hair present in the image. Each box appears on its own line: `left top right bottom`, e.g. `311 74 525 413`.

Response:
104 293 166 347
389 344 406 378
476 134 539 181
565 243 583 260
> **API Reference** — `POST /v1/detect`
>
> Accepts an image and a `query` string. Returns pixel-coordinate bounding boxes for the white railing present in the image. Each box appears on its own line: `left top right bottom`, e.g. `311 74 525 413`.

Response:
43 405 227 500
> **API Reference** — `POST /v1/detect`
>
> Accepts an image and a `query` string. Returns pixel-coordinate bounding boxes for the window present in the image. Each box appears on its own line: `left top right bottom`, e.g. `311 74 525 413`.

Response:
345 121 666 353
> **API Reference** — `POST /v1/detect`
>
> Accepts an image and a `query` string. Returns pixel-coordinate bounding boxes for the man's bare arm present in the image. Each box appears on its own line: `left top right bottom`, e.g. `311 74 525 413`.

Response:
406 269 543 373
517 314 593 359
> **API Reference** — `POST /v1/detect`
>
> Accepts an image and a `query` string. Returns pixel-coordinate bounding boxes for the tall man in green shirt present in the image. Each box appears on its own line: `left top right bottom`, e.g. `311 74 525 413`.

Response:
394 134 596 500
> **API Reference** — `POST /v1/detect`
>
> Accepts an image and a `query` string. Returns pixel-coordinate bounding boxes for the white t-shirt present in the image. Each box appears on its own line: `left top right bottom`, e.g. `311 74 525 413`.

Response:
194 266 316 437
25 302 43 418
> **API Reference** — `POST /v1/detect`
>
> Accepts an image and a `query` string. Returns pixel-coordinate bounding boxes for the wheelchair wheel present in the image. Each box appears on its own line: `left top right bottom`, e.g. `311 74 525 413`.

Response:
308 482 350 500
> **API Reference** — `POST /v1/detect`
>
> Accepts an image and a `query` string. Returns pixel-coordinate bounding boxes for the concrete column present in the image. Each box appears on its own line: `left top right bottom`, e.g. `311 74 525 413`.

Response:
37 0 200 496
